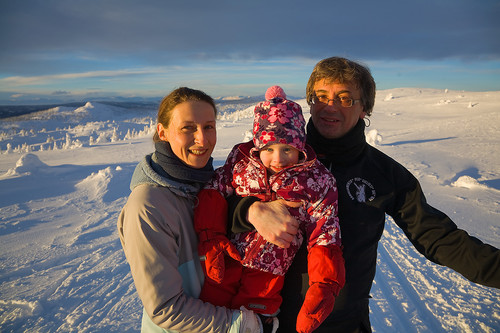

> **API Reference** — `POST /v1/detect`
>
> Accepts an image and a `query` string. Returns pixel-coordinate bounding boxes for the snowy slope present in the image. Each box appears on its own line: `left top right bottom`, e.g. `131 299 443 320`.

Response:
0 89 499 332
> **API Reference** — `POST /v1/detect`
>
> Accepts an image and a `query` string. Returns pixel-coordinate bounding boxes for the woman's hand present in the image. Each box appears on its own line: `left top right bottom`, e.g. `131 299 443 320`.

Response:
247 199 301 248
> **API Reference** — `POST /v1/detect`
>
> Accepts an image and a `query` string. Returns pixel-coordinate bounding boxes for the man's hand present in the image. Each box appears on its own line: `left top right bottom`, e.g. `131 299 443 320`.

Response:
247 199 301 248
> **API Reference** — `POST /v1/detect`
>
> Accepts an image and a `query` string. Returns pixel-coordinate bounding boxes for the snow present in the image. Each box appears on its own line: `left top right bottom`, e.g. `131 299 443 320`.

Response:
1 88 499 332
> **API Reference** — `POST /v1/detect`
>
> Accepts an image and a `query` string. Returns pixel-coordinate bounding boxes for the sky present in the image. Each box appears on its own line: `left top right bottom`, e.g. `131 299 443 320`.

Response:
1 0 500 104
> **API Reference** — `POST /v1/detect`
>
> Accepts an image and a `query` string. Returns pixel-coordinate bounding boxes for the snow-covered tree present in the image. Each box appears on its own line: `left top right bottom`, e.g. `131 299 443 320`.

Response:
111 128 119 142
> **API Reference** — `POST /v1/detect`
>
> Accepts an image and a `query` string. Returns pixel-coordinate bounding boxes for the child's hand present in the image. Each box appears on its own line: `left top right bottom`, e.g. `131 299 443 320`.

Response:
199 235 241 283
296 282 335 333
297 245 345 332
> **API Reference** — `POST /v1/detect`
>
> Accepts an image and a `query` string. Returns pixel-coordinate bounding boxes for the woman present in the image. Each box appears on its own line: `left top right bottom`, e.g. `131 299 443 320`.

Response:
118 87 263 332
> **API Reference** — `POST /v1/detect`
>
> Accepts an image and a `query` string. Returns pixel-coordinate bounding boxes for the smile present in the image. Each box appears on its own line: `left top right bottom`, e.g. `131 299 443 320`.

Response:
271 166 288 172
322 118 340 123
189 149 207 156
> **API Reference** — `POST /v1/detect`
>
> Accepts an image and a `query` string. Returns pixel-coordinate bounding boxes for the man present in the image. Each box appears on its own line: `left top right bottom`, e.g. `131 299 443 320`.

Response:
229 57 500 332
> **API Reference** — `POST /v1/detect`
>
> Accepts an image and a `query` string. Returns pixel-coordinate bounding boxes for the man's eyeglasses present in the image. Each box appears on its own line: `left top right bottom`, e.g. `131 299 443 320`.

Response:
312 94 361 108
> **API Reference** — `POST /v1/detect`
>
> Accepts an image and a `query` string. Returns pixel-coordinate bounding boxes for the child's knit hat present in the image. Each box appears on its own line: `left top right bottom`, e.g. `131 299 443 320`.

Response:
253 86 306 152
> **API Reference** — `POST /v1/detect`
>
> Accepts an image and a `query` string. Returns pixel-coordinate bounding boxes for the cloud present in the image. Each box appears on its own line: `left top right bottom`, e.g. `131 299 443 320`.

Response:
1 0 499 76
0 68 162 87
51 90 71 96
1 0 500 102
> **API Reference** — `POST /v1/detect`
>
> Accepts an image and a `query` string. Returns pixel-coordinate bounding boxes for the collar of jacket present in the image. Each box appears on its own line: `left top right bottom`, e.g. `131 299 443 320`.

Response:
306 118 367 167
153 141 214 184
129 154 203 198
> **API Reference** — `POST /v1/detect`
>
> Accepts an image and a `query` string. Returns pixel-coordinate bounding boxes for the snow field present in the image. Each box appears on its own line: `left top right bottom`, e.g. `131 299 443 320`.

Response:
0 88 499 332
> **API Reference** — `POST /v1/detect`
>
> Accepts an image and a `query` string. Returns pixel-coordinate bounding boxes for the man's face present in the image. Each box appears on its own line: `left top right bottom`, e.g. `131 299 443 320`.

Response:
310 79 366 139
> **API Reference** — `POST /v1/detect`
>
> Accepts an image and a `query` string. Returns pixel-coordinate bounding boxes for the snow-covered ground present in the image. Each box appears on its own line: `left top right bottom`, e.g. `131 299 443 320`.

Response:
0 88 499 332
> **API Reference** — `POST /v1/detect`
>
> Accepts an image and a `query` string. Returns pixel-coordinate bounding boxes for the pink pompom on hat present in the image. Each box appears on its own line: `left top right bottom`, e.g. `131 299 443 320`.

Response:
265 85 286 100
252 86 306 152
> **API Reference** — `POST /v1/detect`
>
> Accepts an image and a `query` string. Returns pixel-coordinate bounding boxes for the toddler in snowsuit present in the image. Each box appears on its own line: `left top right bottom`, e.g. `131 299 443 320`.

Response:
194 86 345 333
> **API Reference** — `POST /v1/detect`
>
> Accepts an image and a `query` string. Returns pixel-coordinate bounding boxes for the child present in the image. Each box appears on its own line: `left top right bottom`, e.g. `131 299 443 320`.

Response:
194 86 345 333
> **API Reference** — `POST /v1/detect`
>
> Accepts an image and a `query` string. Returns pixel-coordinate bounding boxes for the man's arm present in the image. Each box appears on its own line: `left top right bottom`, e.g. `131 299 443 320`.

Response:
227 195 300 248
392 177 500 288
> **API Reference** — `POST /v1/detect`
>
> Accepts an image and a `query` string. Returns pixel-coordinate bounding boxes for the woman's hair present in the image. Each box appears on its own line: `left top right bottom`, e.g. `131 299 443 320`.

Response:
306 57 376 116
154 87 217 142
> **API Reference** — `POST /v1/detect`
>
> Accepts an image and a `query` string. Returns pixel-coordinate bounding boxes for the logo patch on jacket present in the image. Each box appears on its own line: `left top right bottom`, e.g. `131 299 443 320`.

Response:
346 178 376 202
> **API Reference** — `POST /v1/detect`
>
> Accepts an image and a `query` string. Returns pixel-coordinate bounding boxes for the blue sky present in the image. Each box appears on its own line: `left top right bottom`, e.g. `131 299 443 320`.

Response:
1 0 499 104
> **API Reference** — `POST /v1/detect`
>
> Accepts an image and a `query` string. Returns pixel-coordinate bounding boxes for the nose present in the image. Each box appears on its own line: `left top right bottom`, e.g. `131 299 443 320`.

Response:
324 99 341 111
273 150 285 164
312 101 339 114
194 129 207 145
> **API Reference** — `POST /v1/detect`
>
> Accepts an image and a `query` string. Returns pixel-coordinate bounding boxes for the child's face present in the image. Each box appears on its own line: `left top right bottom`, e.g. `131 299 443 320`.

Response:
259 143 300 175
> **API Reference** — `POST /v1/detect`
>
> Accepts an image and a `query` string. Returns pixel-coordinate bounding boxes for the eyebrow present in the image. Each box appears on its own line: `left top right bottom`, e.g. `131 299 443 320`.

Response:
315 89 352 95
180 120 216 124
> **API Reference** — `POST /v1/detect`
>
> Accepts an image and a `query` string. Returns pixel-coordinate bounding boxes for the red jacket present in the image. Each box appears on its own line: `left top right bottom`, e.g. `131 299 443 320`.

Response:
203 141 342 276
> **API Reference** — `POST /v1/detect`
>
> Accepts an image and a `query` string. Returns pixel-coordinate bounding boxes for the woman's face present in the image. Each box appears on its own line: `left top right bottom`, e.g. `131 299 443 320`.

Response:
157 100 216 169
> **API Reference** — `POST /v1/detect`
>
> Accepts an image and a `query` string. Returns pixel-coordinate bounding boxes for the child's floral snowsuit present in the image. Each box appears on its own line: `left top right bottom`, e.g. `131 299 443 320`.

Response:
207 141 341 276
